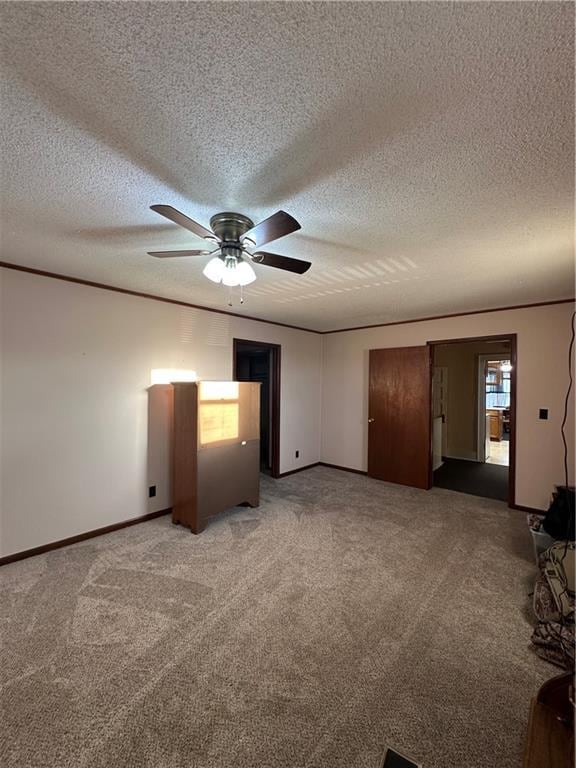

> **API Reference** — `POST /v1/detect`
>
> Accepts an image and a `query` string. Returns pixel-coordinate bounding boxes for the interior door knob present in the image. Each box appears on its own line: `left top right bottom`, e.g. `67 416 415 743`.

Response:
368 418 375 423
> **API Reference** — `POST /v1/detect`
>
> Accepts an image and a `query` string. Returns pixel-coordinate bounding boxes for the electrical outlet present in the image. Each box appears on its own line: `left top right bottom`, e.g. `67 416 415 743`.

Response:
295 450 299 459
148 485 156 498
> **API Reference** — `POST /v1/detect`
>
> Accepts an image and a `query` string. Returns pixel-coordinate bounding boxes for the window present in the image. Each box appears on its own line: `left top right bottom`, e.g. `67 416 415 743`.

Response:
486 360 511 408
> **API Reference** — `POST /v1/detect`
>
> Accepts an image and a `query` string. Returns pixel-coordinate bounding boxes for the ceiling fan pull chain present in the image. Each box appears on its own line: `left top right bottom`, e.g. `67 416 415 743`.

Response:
240 284 244 305
227 286 233 307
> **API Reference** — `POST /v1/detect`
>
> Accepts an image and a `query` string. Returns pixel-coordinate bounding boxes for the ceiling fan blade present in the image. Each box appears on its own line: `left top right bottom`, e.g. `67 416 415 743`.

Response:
148 249 215 258
251 251 311 274
242 210 301 248
150 205 218 241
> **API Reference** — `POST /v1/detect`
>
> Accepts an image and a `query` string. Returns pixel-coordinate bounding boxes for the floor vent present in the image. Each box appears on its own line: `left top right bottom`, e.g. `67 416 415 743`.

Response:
380 746 421 768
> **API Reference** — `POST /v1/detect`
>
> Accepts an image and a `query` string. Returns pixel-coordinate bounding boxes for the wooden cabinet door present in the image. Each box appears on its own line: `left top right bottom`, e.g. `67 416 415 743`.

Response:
368 346 432 489
489 411 503 441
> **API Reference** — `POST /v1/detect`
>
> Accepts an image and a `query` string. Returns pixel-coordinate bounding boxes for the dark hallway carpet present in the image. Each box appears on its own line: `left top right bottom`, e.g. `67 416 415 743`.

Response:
434 458 509 501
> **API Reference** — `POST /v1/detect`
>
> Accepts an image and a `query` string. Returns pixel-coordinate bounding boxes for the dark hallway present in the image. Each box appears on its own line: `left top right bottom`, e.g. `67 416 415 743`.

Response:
433 458 508 501
234 339 280 476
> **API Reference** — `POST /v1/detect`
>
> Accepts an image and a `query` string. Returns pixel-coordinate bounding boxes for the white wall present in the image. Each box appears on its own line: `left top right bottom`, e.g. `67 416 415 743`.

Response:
0 269 322 557
1 267 573 557
321 303 575 511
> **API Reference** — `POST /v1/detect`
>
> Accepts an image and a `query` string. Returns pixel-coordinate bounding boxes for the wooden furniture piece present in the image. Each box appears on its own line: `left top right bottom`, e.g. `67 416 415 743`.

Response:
172 381 260 534
523 672 574 768
487 408 503 441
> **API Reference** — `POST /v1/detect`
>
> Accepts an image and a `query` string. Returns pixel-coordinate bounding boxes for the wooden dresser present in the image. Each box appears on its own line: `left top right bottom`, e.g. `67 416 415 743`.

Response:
172 381 261 534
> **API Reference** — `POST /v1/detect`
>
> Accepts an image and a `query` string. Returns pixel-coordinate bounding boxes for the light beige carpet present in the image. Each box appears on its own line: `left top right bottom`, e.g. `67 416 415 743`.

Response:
0 467 555 768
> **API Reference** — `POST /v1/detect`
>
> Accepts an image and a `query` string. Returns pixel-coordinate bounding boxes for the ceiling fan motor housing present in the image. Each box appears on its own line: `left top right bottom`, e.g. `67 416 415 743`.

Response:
209 212 255 245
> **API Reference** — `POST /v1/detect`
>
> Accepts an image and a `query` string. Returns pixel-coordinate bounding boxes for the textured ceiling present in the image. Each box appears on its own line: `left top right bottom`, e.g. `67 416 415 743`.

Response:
0 1 574 331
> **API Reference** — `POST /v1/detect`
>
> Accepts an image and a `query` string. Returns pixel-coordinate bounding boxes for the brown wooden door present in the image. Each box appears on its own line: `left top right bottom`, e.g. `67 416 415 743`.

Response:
368 346 432 489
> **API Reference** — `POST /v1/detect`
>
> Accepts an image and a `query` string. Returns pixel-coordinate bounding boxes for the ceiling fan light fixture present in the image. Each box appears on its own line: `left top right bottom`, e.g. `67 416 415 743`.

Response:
202 256 225 283
149 207 310 301
236 260 257 286
220 256 257 287
222 267 239 287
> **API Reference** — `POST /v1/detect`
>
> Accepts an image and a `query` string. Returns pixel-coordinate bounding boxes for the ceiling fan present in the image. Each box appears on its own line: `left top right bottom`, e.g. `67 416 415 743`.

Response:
148 205 311 289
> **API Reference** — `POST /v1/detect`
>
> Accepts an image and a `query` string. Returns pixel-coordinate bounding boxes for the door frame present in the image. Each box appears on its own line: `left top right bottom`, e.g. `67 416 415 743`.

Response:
432 364 449 462
233 338 281 479
427 334 517 508
477 354 491 463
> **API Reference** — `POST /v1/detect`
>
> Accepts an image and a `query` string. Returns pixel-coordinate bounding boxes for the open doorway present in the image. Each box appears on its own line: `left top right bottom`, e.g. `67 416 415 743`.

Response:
233 339 281 478
429 335 516 504
478 356 512 467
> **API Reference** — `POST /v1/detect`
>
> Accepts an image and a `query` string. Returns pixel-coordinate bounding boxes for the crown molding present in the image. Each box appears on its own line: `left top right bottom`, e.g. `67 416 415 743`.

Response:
321 298 575 334
1 260 573 335
0 261 322 334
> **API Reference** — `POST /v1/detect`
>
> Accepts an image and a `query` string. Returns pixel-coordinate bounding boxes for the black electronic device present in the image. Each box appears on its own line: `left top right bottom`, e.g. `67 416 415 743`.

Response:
543 485 575 540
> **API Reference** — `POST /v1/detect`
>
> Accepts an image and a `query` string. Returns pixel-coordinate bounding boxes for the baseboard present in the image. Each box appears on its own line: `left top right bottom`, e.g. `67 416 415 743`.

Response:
2 462 365 562
276 461 368 478
318 462 368 476
0 508 172 567
1 480 544 567
442 454 481 463
277 462 320 478
510 503 547 515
